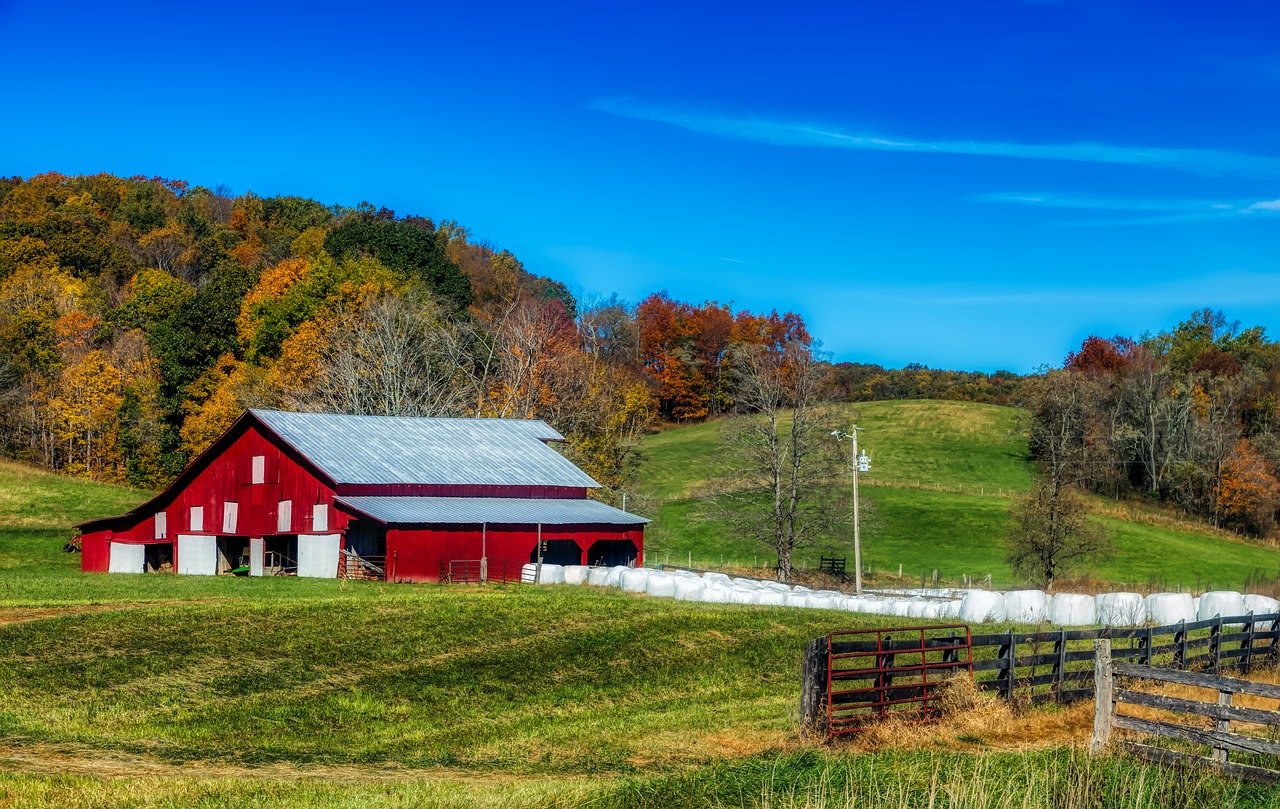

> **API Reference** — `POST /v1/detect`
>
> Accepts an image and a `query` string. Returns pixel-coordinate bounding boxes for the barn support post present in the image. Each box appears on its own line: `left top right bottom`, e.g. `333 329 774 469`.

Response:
533 523 543 584
480 523 488 583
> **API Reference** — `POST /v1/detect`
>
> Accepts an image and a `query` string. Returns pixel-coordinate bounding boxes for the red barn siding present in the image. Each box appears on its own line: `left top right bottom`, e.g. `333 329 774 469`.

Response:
387 524 644 583
80 529 111 572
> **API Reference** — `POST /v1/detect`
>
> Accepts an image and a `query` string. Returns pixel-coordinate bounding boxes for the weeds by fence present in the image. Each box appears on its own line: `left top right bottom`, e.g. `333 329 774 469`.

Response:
803 612 1280 736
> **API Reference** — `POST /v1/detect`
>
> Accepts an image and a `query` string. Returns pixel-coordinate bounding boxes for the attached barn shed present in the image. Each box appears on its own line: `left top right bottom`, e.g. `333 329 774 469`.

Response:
78 410 646 582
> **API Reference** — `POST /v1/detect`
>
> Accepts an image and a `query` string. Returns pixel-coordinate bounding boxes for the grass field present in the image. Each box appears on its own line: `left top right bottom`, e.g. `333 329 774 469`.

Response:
636 400 1280 590
1 428 1279 806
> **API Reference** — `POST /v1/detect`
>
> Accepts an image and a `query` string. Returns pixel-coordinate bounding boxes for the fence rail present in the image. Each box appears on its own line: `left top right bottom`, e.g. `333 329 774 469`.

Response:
802 612 1280 736
1091 639 1280 784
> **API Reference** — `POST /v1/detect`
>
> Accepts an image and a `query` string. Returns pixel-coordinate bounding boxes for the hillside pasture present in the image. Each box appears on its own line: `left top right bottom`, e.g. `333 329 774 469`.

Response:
636 400 1280 590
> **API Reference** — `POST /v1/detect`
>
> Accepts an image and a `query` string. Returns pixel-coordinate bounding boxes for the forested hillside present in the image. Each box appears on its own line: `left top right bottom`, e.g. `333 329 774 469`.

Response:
0 173 808 498
1029 312 1280 538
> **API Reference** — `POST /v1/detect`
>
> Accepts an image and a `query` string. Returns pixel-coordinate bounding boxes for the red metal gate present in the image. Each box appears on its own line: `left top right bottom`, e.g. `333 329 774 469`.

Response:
826 624 973 736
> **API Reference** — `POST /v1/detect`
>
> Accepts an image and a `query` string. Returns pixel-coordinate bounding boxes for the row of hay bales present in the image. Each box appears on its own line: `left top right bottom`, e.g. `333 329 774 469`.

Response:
521 564 1280 627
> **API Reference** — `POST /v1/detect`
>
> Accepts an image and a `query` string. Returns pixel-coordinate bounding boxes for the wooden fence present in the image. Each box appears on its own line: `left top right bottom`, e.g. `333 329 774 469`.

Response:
970 612 1280 706
1091 638 1280 784
802 612 1280 734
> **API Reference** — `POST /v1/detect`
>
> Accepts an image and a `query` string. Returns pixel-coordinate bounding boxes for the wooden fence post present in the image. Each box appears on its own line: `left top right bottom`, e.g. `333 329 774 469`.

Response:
1090 638 1113 754
1054 629 1067 703
800 636 829 735
1174 620 1187 669
1241 614 1255 675
1211 616 1223 675
1213 687 1233 765
1271 617 1280 666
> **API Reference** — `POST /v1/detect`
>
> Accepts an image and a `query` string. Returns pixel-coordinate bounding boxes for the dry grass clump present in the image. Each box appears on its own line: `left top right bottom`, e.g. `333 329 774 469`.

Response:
835 675 1093 753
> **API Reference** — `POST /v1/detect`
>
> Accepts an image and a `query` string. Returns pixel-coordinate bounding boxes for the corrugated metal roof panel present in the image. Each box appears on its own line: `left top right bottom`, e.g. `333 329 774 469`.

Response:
251 410 598 488
335 496 649 525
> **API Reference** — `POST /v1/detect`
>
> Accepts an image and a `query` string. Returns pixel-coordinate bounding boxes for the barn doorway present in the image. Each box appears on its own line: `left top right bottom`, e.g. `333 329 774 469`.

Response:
216 536 251 574
144 543 173 573
587 539 638 567
531 539 583 566
263 535 298 575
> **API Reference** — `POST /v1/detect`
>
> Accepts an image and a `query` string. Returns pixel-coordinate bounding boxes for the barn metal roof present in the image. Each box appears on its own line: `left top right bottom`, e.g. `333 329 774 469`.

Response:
251 410 600 488
335 496 649 525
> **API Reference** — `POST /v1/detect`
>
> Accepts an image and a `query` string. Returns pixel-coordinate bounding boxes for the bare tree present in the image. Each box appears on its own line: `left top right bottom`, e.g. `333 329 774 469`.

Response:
1006 481 1111 587
285 291 474 417
715 340 839 580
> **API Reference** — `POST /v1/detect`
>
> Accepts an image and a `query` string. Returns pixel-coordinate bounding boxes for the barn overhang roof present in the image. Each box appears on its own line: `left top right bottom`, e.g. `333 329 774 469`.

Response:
334 496 649 526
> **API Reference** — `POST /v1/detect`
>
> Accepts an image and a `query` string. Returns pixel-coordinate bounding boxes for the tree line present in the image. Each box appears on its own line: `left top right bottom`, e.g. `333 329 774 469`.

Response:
0 173 814 500
1027 309 1280 541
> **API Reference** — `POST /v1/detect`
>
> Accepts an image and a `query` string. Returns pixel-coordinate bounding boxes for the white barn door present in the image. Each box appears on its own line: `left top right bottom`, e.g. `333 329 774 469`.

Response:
297 533 340 578
177 535 217 575
108 542 145 573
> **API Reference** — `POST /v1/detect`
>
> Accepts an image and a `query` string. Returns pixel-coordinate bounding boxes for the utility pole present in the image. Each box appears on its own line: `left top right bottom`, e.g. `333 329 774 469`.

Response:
831 425 868 596
850 426 863 595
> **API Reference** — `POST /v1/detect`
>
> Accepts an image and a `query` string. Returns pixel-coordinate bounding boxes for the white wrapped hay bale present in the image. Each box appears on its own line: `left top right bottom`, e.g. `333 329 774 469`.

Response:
757 590 786 606
604 566 629 587
587 567 611 587
959 590 1005 623
1243 594 1280 616
1145 593 1195 625
784 592 810 608
1198 591 1245 622
700 586 731 603
806 594 839 611
563 565 591 586
645 572 677 598
1096 592 1145 627
539 564 565 584
1048 593 1097 627
761 581 790 593
938 600 964 620
674 577 706 601
732 578 763 590
702 571 732 585
1003 590 1049 624
729 588 759 605
620 568 650 593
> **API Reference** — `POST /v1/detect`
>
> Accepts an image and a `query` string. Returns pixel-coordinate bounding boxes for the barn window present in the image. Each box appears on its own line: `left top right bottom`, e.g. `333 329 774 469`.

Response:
312 503 328 531
189 506 204 532
251 455 265 484
223 501 239 533
277 500 292 532
154 511 167 539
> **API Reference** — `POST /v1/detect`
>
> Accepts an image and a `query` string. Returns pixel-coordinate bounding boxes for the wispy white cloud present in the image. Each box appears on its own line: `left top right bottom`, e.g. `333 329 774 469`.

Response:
977 191 1280 225
718 256 751 265
591 98 1280 176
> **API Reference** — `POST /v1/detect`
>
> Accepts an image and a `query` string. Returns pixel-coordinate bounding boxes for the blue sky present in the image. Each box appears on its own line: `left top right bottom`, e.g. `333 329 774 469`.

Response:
2 1 1278 372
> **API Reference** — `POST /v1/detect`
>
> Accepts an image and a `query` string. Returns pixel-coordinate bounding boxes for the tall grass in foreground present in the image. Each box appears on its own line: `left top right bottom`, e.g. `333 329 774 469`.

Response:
599 749 1273 809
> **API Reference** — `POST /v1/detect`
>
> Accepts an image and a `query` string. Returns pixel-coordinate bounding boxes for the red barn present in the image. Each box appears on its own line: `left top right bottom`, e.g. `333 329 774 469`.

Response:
78 410 646 582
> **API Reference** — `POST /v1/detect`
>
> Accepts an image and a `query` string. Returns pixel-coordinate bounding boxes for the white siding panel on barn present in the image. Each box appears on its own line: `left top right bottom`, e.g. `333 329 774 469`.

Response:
277 500 292 533
177 534 217 575
249 537 264 577
108 542 145 573
154 511 167 539
189 506 204 532
312 504 328 531
252 455 265 484
297 533 340 578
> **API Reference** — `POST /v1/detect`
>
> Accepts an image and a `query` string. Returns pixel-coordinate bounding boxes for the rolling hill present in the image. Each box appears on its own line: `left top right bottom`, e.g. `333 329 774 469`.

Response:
634 400 1280 590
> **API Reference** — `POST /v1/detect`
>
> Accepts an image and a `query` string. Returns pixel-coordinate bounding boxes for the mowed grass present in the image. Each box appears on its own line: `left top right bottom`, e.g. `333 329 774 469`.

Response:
636 400 1280 589
0 460 1276 806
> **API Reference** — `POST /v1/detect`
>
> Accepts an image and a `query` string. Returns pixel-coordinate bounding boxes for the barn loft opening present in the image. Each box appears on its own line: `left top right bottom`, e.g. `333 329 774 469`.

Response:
587 539 638 567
